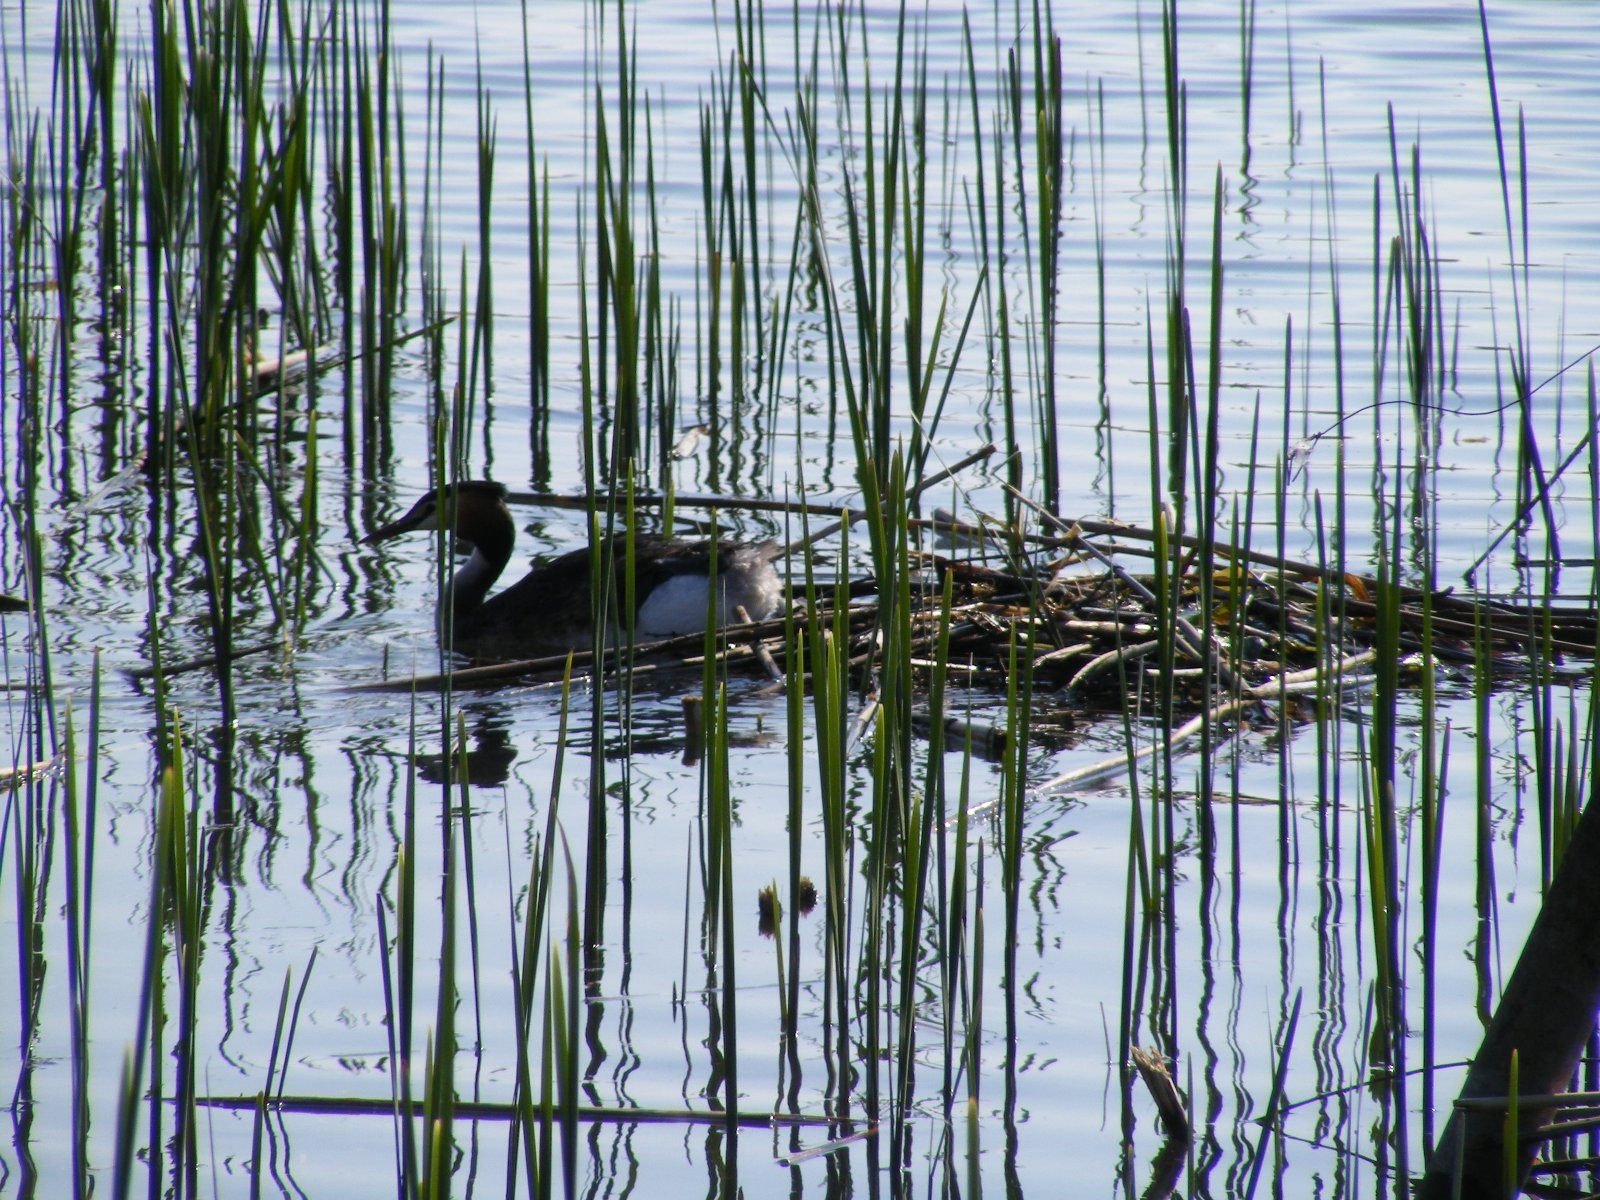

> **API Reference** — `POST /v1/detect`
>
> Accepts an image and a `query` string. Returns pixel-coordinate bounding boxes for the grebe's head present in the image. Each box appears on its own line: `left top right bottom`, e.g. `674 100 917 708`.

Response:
362 481 510 545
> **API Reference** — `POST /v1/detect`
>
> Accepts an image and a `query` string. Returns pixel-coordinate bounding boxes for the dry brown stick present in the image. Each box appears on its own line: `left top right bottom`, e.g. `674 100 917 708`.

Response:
1068 639 1163 693
1056 619 1156 637
1317 590 1598 656
1031 642 1096 667
503 446 1000 555
1 754 66 790
1060 514 1357 586
353 618 785 694
253 318 451 398
1022 650 1378 802
1020 693 1254 800
1265 650 1378 694
126 638 282 682
505 489 851 521
779 443 998 559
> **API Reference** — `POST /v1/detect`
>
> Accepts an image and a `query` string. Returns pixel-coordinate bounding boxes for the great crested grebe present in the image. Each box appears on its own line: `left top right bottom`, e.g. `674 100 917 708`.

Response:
362 480 784 655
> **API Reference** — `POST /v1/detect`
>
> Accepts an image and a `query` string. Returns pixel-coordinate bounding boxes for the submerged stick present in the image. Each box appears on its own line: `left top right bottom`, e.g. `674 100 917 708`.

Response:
1024 650 1377 801
352 616 789 694
126 638 282 682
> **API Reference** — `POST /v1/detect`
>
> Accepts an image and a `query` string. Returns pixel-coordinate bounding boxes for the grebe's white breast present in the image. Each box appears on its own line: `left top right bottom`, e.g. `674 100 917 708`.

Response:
633 543 783 637
634 575 718 636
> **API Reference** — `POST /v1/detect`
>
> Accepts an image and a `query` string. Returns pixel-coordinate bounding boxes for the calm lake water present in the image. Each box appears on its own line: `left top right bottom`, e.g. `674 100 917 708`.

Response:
3 0 1599 1196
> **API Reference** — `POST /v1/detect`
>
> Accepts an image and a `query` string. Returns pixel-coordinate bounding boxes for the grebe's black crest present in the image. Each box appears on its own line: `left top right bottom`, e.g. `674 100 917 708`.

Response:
363 481 784 656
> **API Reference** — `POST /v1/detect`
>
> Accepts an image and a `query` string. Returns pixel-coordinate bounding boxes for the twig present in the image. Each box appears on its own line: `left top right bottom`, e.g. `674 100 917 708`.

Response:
780 444 997 558
1004 486 1244 696
1067 639 1162 693
352 618 787 694
1024 650 1378 801
126 638 283 682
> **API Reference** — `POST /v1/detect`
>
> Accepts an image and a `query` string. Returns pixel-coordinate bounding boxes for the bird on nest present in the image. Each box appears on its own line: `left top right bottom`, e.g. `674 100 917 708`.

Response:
362 480 784 656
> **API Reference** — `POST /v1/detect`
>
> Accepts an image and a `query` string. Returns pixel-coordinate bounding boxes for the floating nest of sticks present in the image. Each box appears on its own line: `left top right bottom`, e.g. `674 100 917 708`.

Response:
917 530 1600 708
368 512 1599 725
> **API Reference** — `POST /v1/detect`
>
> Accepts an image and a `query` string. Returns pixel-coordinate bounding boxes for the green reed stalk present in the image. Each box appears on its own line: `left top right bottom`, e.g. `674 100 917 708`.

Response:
1365 499 1410 1183
506 663 572 1198
999 610 1034 1131
862 689 889 1125
8 437 51 1121
866 454 918 1136
1308 490 1339 900
1025 4 1064 510
1161 0 1187 253
50 1 91 464
383 708 421 1197
782 612 806 1084
806 521 855 1114
278 948 318 1101
696 101 723 475
595 110 634 474
1525 562 1560 889
581 504 609 967
1237 396 1263 870
956 10 1013 519
469 47 495 414
557 843 581 1197
453 713 486 1084
614 483 639 929
326 0 357 460
707 681 739 1125
62 658 101 1197
1141 317 1182 913
265 0 327 358
1238 0 1257 167
641 113 674 484
10 791 44 1161
518 0 551 449
965 841 985 1196
163 714 204 1197
1191 168 1226 844
1476 5 1554 562
895 568 953 1160
355 0 404 462
136 0 176 485
421 770 459 1200
1413 429 1445 1159
102 710 189 1200
1240 990 1301 1200
291 419 319 630
1315 54 1352 886
732 0 767 401
898 26 931 479
940 729 974 1196
1088 79 1115 502
80 0 121 309
248 1090 267 1200
263 963 296 1107
1418 610 1444 1156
